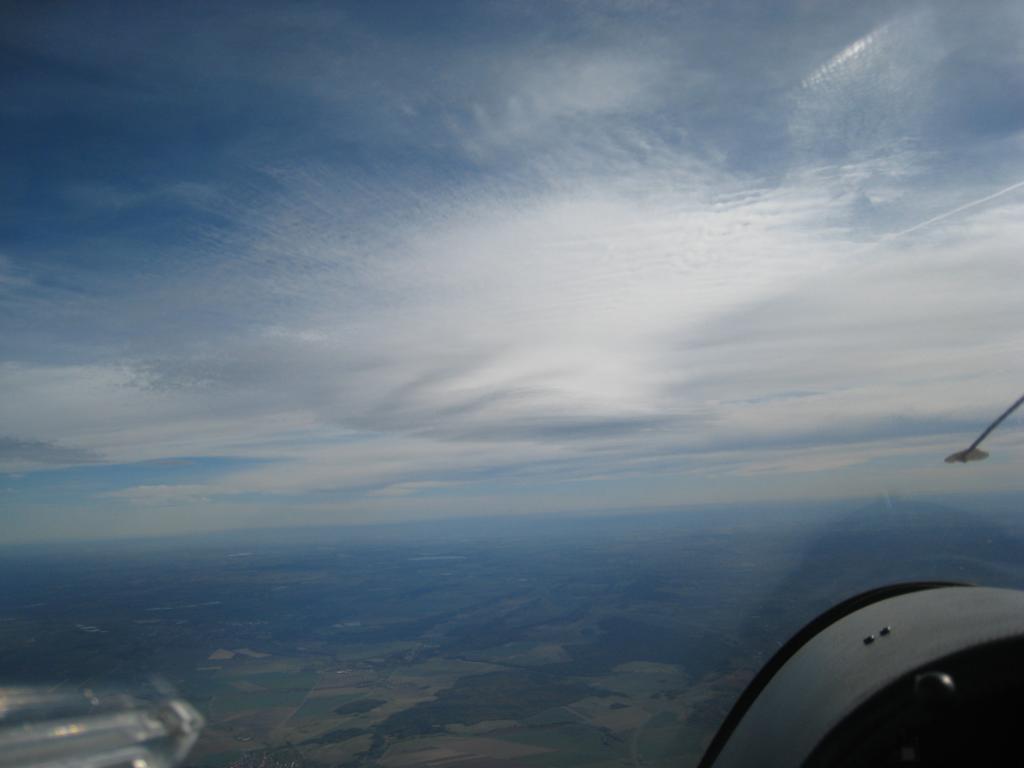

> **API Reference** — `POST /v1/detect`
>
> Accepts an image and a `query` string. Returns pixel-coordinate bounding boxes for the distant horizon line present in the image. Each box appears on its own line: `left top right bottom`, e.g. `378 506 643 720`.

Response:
6 489 1022 549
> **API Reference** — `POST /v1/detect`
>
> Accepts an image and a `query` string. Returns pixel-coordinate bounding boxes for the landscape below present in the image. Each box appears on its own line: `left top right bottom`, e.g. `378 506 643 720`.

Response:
2 496 1022 768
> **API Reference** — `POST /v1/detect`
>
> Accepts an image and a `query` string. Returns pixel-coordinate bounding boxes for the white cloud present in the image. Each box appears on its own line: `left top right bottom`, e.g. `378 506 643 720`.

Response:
791 9 946 156
5 147 1023 503
5 1 1024 535
456 50 667 155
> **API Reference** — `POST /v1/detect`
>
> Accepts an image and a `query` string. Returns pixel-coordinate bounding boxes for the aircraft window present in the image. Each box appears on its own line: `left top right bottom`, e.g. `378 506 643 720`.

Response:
2 3 1022 767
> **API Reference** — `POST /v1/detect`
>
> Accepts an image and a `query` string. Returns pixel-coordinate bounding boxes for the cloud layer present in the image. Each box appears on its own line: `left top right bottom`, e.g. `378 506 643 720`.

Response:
2 1 1024 539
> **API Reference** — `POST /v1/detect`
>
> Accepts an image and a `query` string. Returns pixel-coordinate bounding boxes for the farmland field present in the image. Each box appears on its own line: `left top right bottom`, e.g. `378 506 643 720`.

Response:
3 500 1024 767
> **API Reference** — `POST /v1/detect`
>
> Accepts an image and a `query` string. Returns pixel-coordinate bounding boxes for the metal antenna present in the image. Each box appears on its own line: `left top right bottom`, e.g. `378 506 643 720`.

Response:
945 393 1024 463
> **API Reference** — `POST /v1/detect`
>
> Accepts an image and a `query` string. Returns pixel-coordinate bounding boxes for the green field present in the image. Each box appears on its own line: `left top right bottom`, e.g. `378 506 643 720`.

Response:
497 724 629 767
293 692 367 719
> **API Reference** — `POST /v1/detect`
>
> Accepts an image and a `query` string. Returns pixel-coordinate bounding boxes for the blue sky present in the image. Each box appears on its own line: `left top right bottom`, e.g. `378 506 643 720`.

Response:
3 0 1024 540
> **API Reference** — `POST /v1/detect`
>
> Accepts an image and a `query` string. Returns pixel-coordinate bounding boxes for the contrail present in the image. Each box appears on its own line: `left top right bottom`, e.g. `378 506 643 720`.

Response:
882 178 1024 243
